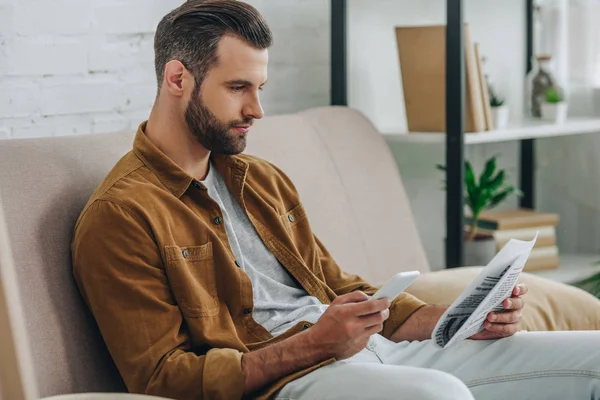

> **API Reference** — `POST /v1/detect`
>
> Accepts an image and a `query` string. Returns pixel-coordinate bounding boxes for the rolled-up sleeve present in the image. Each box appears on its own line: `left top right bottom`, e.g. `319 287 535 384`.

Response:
72 200 244 400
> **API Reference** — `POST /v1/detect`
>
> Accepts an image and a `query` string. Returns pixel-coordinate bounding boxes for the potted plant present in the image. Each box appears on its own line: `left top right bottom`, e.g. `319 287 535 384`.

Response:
489 84 509 130
437 156 521 266
541 85 568 123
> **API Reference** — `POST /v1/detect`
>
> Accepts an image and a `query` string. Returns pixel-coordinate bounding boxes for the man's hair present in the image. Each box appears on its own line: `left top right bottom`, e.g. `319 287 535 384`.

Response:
154 0 273 91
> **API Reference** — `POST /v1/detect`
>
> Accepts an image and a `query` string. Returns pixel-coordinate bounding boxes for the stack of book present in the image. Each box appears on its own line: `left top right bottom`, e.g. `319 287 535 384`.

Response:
395 23 493 133
465 209 560 271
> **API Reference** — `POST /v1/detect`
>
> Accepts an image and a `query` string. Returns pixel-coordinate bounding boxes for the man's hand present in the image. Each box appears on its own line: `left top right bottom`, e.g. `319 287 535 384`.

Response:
307 291 390 360
241 292 389 395
470 283 528 340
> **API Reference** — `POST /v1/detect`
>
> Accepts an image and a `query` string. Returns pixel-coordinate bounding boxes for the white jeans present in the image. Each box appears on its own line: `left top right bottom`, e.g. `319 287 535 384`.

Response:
276 331 600 400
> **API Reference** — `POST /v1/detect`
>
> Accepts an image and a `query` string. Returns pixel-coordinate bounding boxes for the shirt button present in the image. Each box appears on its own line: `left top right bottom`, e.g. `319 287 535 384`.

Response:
243 308 252 315
302 323 311 330
235 260 241 268
182 249 189 259
192 181 201 189
214 216 223 225
288 214 295 223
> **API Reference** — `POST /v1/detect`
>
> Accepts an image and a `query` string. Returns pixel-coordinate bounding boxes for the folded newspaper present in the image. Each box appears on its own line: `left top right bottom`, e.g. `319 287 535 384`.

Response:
432 233 538 348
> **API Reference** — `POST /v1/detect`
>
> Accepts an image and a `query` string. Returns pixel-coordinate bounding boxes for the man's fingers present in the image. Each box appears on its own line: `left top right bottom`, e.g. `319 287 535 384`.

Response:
512 283 528 297
519 284 528 296
346 297 390 317
473 308 523 340
359 309 390 327
333 291 370 305
366 323 385 335
488 310 521 324
504 297 525 310
483 320 518 335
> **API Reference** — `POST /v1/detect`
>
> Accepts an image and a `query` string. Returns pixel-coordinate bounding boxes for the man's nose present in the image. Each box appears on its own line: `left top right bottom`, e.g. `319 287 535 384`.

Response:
244 94 264 120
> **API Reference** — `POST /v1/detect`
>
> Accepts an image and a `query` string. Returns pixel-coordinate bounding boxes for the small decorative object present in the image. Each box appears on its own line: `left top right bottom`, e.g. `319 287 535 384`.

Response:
437 156 522 266
541 86 568 123
530 55 557 117
489 85 509 130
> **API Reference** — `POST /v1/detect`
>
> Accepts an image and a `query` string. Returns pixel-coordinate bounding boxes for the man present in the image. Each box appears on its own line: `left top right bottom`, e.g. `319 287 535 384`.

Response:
71 1 600 399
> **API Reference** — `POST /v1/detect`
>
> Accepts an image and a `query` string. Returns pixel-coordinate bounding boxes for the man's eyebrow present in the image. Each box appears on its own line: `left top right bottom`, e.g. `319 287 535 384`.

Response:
225 79 268 86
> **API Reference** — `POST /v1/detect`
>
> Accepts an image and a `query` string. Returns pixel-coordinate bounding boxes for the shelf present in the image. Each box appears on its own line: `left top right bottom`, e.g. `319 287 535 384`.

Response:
529 253 600 284
382 118 600 145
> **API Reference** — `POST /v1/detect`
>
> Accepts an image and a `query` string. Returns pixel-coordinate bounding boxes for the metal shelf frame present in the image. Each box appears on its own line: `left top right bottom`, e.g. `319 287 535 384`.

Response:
330 0 535 268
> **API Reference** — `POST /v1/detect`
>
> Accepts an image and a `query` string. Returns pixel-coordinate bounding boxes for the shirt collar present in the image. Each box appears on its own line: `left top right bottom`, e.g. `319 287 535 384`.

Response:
132 121 249 198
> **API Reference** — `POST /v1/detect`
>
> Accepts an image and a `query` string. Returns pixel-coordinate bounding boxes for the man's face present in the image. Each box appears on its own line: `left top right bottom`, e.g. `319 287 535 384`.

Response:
185 35 268 155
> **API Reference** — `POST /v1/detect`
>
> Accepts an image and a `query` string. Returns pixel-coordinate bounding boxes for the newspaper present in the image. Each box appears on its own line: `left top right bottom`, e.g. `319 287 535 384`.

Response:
432 233 538 348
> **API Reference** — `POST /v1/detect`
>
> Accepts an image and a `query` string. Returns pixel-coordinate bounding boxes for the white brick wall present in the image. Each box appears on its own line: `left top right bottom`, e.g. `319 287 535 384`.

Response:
14 1 92 35
0 0 331 139
1 37 88 76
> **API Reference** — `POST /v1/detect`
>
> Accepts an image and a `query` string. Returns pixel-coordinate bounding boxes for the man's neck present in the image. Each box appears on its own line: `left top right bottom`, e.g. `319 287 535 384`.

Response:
145 104 211 181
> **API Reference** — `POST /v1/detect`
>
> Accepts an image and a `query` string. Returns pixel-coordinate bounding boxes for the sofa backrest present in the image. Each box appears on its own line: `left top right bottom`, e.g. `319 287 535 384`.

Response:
246 107 430 282
0 106 429 397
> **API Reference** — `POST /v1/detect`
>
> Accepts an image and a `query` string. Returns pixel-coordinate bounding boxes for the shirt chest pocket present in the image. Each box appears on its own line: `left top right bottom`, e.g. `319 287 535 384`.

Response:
281 203 308 231
164 242 220 317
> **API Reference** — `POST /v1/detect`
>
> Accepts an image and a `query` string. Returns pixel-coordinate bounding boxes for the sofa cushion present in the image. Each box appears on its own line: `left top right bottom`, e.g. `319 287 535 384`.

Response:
406 267 600 332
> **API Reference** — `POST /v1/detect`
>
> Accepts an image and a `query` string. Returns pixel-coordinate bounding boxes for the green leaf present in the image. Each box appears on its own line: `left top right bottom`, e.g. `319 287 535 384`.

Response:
546 86 564 103
475 189 488 214
465 161 477 191
590 285 600 299
464 195 473 210
480 156 497 186
434 158 519 214
486 170 506 193
479 187 492 205
485 187 515 209
466 185 479 213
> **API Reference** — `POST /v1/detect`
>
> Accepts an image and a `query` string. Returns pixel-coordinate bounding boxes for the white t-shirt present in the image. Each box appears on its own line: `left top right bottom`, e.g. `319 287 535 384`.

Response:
201 161 328 337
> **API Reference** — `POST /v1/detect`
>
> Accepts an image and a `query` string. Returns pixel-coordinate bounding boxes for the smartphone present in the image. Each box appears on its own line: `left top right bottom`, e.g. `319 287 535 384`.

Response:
371 271 420 301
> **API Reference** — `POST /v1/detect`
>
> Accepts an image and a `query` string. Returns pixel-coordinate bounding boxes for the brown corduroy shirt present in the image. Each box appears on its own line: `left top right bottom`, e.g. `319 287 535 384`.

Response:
71 122 427 400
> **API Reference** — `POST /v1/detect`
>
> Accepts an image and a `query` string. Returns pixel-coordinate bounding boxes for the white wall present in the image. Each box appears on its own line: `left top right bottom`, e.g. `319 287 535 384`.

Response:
0 0 330 139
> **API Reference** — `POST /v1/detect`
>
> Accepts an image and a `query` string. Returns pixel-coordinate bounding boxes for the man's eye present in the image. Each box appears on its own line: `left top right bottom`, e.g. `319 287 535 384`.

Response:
231 86 244 92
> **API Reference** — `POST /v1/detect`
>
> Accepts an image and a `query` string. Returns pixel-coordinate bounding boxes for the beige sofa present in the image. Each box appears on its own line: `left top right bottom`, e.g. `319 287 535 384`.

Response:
1 106 599 399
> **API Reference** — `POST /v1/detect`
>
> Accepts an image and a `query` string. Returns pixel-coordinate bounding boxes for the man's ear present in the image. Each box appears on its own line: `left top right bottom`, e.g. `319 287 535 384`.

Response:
163 60 194 97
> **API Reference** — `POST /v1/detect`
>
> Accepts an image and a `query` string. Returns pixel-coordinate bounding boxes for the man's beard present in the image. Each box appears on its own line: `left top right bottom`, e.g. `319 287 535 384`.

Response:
184 91 251 155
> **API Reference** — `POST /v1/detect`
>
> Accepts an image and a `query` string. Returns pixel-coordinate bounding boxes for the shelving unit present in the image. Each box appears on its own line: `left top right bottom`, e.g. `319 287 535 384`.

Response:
383 118 600 145
330 0 600 279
